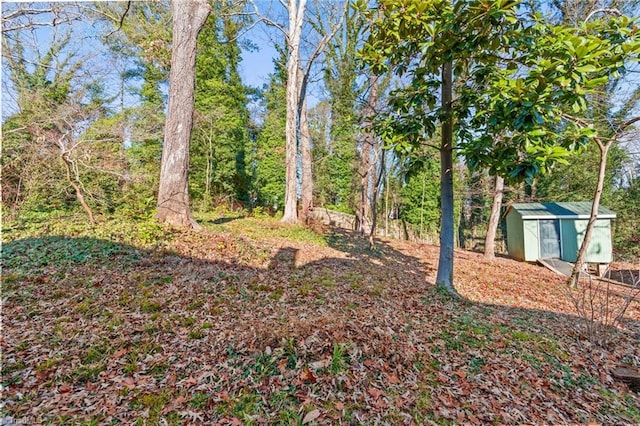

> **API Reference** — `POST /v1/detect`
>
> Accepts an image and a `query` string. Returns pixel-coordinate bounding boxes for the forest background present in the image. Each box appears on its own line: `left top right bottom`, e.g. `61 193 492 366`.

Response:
2 0 640 262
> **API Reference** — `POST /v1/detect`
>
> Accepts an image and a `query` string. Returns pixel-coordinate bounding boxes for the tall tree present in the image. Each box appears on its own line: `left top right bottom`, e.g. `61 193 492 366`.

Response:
254 56 287 210
322 3 368 216
251 0 345 223
93 1 173 218
156 0 211 227
356 75 378 234
436 60 455 294
361 0 635 296
299 85 314 222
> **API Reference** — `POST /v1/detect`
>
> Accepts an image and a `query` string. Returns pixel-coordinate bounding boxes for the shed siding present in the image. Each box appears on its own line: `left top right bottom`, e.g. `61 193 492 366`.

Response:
506 209 525 261
561 219 612 263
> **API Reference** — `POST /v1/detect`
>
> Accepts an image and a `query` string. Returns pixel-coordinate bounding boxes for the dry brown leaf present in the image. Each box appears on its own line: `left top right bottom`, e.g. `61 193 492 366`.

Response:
302 409 321 424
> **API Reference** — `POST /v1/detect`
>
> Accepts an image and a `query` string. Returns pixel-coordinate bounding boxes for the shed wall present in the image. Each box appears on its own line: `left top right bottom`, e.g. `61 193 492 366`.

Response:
506 210 525 261
561 219 612 263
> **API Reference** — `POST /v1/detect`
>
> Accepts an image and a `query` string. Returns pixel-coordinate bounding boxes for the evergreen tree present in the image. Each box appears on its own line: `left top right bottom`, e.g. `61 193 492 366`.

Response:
254 55 287 211
322 5 367 213
190 9 252 208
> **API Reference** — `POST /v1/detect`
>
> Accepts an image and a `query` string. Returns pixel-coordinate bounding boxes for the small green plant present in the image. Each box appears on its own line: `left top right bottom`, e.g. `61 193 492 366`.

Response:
68 363 106 384
131 391 172 424
297 281 314 296
468 356 485 374
140 298 162 313
331 342 350 374
36 358 60 371
124 357 138 375
82 343 111 364
282 337 298 369
188 329 205 339
147 362 169 379
171 315 196 327
187 300 204 311
246 352 277 380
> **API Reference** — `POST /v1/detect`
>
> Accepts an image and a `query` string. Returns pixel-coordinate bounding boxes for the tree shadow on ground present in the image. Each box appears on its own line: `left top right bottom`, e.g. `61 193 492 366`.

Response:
320 226 437 277
2 232 639 424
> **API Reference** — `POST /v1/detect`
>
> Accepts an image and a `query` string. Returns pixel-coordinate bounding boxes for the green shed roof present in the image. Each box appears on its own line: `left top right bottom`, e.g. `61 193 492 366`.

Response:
507 202 616 220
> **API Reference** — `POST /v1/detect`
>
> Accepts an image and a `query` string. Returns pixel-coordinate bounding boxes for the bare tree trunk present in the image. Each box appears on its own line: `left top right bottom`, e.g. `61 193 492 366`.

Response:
369 145 385 248
61 152 95 225
300 91 313 223
157 0 210 228
484 174 504 260
385 161 390 236
570 140 609 287
436 62 459 298
356 75 378 234
356 138 371 234
281 0 307 224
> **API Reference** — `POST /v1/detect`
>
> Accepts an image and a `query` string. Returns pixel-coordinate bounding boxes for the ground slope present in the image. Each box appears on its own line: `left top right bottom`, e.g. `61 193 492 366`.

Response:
1 213 639 425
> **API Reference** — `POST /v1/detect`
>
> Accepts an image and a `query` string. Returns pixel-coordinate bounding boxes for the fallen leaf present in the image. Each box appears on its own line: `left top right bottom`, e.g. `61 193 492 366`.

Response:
454 370 467 380
302 409 321 424
123 377 135 389
384 372 400 384
112 347 130 359
300 367 316 383
368 386 383 399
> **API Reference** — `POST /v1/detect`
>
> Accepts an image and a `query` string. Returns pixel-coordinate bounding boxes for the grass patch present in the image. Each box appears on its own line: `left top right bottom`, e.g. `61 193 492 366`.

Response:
67 363 106 384
130 390 172 425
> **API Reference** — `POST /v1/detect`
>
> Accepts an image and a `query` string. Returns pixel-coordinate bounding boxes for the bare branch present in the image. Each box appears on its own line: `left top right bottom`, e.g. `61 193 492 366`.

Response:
584 8 622 23
105 1 132 38
298 1 348 114
249 0 288 39
2 4 82 33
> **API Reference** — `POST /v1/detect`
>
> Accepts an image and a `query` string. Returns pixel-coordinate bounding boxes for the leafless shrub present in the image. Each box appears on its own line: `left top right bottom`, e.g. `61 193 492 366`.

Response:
567 264 640 347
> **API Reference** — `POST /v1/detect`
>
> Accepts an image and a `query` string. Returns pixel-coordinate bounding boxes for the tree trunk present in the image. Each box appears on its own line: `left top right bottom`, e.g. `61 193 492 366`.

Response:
484 174 504 260
385 162 390 236
300 90 313 223
570 140 609 287
157 0 210 228
356 138 371 234
369 146 385 248
436 62 459 298
281 0 307 224
356 75 378 234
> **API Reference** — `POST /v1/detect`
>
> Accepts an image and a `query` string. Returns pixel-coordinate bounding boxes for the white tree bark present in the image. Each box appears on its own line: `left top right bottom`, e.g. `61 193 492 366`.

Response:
251 0 345 224
281 0 307 224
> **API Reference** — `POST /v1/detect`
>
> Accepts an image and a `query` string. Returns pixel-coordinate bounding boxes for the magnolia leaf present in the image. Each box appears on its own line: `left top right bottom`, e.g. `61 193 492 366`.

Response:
575 64 597 73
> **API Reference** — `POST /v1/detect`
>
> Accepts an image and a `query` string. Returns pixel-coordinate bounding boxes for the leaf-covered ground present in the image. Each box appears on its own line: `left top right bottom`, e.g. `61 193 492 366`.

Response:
2 213 639 425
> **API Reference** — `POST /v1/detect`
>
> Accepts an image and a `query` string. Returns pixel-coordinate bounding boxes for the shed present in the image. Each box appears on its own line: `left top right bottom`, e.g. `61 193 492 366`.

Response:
504 202 616 263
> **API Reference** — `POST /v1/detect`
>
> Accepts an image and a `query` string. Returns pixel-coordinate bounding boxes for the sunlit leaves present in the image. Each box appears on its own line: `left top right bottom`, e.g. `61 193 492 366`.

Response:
360 0 639 184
